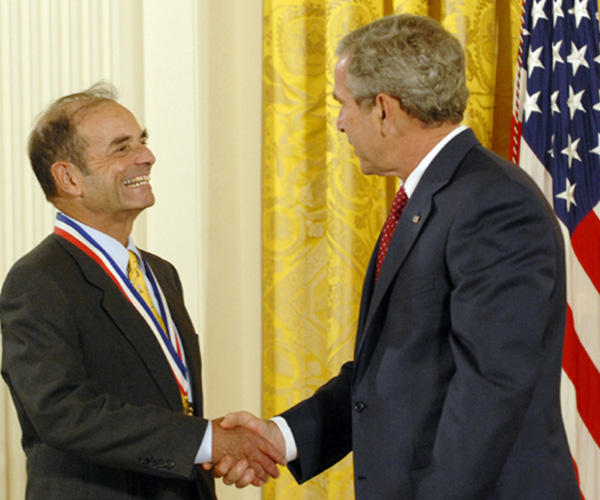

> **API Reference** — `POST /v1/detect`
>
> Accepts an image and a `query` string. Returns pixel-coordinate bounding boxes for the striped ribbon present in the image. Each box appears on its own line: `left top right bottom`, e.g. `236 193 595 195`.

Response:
53 213 191 403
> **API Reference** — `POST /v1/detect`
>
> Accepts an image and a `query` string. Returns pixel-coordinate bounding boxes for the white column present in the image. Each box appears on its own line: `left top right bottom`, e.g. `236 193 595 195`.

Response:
141 1 264 498
140 0 207 330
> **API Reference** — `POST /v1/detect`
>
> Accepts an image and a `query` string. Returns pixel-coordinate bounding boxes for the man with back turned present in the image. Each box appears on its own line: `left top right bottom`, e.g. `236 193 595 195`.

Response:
213 14 580 499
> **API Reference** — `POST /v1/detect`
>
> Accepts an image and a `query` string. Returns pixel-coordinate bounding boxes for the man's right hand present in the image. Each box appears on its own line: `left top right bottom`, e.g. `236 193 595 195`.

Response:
205 412 286 488
208 415 286 488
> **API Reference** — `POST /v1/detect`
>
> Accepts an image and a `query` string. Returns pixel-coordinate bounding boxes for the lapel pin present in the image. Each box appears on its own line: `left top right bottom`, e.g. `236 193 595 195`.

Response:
412 215 421 224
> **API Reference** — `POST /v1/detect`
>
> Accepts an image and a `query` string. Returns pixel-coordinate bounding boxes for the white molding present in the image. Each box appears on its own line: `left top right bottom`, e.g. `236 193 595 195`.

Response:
141 0 207 350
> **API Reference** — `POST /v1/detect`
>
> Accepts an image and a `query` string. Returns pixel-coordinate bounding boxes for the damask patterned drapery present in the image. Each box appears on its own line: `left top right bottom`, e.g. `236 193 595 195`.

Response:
262 1 522 498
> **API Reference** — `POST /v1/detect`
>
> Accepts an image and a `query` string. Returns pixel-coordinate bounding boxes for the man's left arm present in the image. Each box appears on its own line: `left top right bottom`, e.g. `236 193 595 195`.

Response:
416 173 565 498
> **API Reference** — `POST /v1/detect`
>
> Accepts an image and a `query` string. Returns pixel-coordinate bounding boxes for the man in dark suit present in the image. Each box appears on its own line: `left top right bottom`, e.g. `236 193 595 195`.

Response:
0 84 284 499
212 14 581 499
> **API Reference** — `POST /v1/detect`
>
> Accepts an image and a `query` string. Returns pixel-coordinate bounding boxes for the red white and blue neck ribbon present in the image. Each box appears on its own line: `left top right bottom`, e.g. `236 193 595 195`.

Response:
53 213 190 401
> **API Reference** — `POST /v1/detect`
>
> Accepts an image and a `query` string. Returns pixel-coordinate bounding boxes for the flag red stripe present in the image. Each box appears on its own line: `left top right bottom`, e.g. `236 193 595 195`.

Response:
571 458 585 500
562 305 600 448
571 210 600 295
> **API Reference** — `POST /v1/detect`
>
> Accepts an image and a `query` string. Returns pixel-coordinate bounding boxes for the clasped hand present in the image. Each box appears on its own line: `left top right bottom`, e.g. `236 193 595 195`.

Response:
204 412 286 488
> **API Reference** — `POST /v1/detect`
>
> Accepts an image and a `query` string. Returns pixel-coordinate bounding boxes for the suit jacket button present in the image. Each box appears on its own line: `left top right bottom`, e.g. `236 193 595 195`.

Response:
354 402 367 413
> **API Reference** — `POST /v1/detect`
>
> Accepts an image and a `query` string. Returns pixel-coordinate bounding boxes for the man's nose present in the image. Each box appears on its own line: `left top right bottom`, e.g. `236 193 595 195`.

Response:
137 144 156 165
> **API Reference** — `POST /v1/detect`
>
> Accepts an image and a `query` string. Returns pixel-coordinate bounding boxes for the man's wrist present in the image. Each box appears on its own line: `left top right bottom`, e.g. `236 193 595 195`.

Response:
270 416 298 462
195 420 212 464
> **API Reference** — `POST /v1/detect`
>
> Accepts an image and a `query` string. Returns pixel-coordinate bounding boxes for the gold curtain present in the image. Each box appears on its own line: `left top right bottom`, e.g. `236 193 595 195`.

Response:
262 1 523 498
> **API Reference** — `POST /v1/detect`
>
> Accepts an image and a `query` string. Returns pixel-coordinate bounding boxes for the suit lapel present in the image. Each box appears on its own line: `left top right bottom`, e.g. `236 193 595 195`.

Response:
145 254 204 414
354 129 480 362
54 235 184 412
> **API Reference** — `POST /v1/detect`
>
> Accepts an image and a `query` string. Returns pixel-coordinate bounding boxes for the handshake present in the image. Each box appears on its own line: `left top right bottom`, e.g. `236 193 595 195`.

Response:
205 411 288 488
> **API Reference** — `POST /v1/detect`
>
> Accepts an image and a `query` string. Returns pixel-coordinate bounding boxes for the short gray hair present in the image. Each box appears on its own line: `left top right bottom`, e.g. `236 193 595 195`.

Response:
337 14 469 126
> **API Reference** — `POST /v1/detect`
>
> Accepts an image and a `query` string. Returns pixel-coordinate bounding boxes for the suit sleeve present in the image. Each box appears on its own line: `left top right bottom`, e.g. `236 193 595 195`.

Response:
281 361 354 483
415 173 565 498
0 257 207 480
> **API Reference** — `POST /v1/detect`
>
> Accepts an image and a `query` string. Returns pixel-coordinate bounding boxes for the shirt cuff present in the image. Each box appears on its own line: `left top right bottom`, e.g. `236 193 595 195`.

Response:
194 420 213 464
270 416 298 462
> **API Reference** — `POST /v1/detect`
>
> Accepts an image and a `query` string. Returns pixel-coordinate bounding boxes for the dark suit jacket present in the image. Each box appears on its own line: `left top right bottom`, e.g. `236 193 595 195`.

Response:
1 233 216 500
282 129 580 499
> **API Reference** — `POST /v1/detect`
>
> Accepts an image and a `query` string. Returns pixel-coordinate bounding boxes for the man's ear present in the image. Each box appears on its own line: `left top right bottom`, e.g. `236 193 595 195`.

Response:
50 162 84 197
375 93 398 136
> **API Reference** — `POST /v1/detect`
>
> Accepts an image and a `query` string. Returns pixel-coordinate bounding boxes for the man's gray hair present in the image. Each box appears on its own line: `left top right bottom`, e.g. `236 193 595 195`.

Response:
336 14 469 126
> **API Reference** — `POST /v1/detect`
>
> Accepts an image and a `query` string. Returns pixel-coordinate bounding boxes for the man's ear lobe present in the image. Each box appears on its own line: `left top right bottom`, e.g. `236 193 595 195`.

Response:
50 162 84 197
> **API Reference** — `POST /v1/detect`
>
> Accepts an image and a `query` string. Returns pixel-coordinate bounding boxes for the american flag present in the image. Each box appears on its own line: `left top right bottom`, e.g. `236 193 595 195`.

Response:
511 0 600 498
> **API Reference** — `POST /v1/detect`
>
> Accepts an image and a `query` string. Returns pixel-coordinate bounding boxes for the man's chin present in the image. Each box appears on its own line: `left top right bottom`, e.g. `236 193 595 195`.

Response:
359 163 376 176
132 195 156 212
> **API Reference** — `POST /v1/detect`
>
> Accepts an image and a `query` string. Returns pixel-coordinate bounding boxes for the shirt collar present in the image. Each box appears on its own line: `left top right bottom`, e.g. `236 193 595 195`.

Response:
402 124 468 197
59 214 139 275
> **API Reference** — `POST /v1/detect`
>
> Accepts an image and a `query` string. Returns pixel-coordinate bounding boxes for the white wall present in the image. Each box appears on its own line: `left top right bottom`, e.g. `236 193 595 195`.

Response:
142 1 264 498
0 1 263 499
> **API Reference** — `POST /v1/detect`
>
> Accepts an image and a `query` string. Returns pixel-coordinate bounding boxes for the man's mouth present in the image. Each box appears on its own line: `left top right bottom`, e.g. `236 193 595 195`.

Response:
123 175 150 187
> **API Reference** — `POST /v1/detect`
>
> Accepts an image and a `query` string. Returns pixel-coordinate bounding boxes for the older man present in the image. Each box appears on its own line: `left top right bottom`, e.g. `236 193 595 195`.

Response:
1 84 284 500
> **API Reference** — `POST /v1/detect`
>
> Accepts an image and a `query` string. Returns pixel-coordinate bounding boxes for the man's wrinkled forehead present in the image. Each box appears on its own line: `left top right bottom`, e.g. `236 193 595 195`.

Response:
69 98 115 126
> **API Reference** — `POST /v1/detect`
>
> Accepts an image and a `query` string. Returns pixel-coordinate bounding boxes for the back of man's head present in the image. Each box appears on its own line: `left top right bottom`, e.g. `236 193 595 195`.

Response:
337 14 469 127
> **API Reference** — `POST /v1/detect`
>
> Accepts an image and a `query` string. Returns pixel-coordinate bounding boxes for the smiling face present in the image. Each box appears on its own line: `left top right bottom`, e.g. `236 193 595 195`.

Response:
71 101 156 238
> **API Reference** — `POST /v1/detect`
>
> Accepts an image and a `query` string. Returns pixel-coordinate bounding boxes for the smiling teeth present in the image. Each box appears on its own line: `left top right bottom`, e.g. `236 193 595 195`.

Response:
124 175 150 187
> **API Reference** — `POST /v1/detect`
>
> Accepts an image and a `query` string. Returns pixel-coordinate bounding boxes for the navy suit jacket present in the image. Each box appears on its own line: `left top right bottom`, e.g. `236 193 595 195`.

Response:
282 129 580 499
1 233 216 500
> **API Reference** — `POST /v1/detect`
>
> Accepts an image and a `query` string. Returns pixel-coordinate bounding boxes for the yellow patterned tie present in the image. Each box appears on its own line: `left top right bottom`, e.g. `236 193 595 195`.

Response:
127 250 166 333
127 250 192 415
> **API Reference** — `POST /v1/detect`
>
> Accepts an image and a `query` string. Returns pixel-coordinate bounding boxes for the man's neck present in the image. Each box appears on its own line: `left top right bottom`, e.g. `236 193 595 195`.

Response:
394 122 461 181
53 203 135 246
